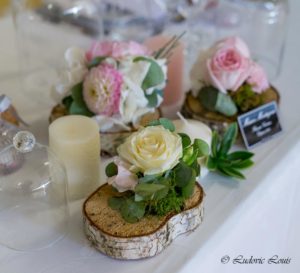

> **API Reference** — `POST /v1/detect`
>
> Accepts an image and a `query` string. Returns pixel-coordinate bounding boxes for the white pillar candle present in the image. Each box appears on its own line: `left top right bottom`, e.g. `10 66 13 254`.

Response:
49 115 100 200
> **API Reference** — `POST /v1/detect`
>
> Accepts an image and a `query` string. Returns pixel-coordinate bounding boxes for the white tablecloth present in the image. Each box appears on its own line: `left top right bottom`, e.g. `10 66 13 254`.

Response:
0 1 300 272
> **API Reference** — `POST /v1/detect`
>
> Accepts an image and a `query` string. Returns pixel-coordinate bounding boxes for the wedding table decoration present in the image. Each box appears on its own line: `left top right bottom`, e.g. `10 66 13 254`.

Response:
182 36 280 134
50 36 182 155
83 119 254 259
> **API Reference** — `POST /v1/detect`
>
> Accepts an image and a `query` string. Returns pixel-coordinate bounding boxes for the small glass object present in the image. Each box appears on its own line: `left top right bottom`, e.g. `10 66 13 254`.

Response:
0 119 24 175
0 131 69 251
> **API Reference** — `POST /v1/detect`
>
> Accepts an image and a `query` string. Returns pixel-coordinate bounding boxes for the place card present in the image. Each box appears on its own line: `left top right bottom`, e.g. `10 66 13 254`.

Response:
237 101 282 149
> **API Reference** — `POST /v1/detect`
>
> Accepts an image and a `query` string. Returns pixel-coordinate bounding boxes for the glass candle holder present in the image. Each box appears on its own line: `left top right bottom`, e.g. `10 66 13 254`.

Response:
0 131 69 251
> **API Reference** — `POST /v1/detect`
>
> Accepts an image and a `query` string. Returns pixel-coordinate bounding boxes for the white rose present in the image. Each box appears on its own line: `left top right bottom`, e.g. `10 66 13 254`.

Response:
118 126 182 175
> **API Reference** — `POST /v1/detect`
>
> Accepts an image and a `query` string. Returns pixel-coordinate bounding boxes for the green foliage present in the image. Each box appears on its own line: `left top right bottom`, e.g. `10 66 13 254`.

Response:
120 198 146 223
108 197 124 210
178 133 191 149
207 123 254 180
68 83 94 116
108 196 146 223
149 188 184 216
174 162 196 187
105 162 118 177
230 84 262 113
62 95 73 109
133 57 165 90
198 86 238 117
147 118 175 132
107 135 208 223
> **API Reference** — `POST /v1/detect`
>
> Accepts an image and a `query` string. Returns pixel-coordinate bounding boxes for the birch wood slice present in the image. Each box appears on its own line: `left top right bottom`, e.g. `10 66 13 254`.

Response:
83 183 205 260
182 86 280 135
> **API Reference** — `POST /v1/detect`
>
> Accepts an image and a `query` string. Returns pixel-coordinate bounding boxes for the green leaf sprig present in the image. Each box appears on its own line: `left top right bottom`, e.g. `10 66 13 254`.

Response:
207 123 254 179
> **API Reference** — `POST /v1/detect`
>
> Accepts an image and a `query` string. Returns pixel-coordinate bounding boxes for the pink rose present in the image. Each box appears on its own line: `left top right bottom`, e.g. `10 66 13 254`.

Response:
216 36 250 58
86 41 151 61
83 64 123 116
247 62 269 93
107 158 138 192
190 36 253 94
207 46 251 93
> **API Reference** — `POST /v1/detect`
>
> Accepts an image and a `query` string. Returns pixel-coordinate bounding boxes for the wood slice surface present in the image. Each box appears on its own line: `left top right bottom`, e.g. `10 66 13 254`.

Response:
83 183 205 260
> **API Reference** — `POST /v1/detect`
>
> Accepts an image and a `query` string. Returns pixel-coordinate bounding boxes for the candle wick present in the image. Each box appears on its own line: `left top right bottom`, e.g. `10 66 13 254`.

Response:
176 112 189 125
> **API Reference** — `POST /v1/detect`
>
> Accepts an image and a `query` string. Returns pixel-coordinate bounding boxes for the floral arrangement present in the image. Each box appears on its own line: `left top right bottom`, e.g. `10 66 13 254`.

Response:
190 36 272 116
105 118 254 223
52 38 181 132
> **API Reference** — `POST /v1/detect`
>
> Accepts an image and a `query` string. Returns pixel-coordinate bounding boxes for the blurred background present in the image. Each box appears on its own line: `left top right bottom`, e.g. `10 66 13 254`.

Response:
0 0 289 120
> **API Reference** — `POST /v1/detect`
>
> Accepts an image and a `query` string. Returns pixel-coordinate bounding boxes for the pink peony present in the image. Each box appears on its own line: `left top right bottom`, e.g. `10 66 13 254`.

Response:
247 62 269 93
107 157 138 192
206 37 252 93
86 41 151 61
83 64 123 116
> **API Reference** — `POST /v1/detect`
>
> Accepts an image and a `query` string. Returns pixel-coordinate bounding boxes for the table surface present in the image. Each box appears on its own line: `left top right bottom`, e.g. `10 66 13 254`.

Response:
0 1 300 272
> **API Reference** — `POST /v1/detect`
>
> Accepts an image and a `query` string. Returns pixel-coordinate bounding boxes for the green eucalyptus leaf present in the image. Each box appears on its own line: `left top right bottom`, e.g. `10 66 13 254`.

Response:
181 174 196 199
198 86 237 116
120 199 146 223
158 118 175 132
147 118 175 132
134 57 165 90
134 183 167 197
174 162 195 187
138 174 161 184
105 162 118 177
193 139 209 157
218 123 238 156
69 83 94 116
178 133 191 149
69 101 93 116
215 91 238 116
108 197 124 210
153 178 170 200
134 194 144 202
145 91 158 107
87 56 107 69
62 95 73 110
